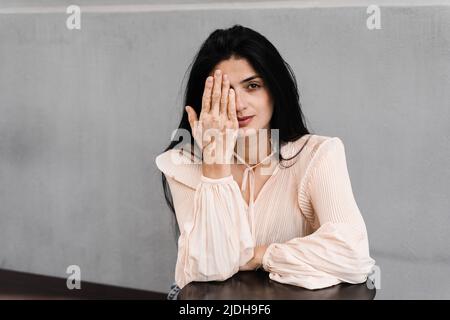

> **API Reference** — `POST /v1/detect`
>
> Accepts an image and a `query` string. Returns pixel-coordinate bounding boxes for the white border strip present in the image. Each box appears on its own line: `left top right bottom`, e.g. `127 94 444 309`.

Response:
0 1 449 14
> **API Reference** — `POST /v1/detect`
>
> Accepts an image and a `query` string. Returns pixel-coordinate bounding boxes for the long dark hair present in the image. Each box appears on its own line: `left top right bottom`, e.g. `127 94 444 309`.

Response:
160 25 311 237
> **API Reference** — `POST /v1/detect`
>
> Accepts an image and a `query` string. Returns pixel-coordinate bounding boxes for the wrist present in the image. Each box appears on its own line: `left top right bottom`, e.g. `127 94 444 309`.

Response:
202 163 231 179
255 245 268 268
257 245 269 267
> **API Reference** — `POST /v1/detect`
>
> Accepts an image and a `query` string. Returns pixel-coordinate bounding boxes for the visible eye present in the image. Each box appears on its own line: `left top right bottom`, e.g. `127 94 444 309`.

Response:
247 83 261 90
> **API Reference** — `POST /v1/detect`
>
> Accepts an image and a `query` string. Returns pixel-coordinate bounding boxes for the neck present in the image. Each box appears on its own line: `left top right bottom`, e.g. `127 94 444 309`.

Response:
234 130 272 166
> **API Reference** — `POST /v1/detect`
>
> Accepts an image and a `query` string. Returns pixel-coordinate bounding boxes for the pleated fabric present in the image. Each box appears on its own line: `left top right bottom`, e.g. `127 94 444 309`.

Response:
155 134 376 289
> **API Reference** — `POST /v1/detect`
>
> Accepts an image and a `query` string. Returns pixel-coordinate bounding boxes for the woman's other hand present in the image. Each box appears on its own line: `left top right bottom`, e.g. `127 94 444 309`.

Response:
239 245 269 271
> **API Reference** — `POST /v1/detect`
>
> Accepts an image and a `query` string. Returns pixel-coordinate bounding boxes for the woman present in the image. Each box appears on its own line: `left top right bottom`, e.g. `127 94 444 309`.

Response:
156 25 375 299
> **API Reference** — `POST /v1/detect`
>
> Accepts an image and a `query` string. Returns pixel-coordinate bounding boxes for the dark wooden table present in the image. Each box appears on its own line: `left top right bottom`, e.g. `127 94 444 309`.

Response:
178 269 376 300
0 268 166 300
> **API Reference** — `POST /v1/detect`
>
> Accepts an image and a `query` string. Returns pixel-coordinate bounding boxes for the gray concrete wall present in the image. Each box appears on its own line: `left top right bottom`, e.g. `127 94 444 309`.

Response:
0 0 449 298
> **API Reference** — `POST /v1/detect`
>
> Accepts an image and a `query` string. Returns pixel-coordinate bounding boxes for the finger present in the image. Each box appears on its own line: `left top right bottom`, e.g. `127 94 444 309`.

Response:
186 105 204 148
220 74 230 116
211 69 222 117
227 89 238 127
185 105 198 129
201 76 213 115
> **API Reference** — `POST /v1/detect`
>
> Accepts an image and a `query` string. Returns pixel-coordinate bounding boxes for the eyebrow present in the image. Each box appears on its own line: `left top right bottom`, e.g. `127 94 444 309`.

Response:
239 75 262 84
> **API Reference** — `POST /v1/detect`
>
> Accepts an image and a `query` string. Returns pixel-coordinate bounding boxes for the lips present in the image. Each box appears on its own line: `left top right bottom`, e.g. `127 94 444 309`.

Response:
237 116 254 121
237 115 254 127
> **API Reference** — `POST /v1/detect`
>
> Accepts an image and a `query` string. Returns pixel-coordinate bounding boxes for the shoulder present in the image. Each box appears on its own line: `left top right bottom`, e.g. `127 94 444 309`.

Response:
303 135 349 183
280 134 344 164
305 134 345 162
280 134 347 181
155 144 202 190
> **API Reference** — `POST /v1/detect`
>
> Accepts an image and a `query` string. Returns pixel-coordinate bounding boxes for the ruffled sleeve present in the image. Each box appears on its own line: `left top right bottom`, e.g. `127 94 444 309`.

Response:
261 137 376 290
155 148 254 289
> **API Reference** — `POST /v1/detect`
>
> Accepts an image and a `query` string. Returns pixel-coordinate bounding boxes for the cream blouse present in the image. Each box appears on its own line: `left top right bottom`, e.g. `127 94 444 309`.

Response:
155 134 376 290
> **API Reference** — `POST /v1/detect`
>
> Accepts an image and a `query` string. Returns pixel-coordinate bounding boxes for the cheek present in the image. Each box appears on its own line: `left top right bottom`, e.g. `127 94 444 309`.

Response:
251 96 273 128
251 90 268 107
256 94 273 119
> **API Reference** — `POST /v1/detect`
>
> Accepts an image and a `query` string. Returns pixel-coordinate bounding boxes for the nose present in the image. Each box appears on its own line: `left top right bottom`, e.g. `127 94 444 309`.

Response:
234 90 246 113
